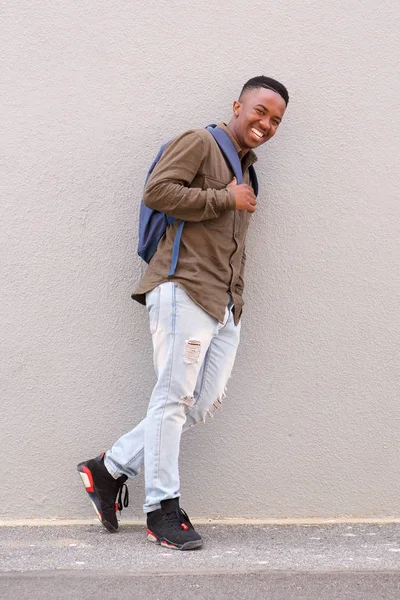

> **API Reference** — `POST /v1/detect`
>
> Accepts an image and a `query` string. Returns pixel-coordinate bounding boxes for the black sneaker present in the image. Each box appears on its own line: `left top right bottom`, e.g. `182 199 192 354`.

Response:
146 498 202 550
77 452 129 533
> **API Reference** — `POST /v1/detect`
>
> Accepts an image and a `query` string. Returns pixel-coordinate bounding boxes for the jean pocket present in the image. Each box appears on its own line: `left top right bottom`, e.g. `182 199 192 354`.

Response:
145 286 161 334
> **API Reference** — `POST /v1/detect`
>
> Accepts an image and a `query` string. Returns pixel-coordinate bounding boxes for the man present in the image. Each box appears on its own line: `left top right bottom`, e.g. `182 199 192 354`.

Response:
77 76 289 550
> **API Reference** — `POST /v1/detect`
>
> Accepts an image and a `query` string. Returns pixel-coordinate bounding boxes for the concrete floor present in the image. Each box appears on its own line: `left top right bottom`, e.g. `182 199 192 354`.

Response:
1 523 400 598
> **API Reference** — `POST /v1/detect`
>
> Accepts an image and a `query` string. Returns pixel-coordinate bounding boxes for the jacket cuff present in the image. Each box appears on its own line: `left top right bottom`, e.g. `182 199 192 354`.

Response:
226 189 236 210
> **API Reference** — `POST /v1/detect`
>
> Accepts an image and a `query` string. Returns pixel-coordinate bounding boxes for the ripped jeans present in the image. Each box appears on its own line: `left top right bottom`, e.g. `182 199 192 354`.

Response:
104 281 241 513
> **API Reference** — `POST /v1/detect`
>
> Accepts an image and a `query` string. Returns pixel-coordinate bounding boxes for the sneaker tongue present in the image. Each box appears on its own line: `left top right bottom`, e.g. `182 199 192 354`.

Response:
161 498 180 514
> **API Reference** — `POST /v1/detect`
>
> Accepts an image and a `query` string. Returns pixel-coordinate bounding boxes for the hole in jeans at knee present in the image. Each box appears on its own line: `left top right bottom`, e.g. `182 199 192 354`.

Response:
207 393 225 418
184 339 201 364
179 395 195 409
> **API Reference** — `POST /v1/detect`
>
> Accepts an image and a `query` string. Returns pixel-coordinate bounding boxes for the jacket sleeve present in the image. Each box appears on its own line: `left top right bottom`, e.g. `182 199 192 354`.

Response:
143 130 236 222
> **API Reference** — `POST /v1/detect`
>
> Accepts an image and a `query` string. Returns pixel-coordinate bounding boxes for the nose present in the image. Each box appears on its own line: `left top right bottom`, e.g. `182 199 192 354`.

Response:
259 117 270 133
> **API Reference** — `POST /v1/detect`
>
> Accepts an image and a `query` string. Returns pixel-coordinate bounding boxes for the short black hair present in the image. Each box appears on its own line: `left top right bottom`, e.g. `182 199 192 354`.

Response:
240 76 289 105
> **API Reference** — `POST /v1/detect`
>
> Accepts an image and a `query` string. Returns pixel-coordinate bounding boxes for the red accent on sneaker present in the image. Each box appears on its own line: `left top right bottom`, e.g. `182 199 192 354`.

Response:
115 502 119 513
181 523 189 531
161 541 178 549
147 528 158 540
82 466 94 492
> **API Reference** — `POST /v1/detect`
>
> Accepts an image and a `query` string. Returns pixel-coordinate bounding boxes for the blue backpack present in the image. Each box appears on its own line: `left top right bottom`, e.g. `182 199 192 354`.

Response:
138 124 258 276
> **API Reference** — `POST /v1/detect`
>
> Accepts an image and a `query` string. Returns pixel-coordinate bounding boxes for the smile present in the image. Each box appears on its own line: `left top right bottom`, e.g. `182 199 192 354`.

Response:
251 127 264 139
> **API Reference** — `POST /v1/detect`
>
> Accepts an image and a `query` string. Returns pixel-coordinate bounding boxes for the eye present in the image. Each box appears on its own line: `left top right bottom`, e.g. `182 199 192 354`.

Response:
272 120 280 127
255 108 264 115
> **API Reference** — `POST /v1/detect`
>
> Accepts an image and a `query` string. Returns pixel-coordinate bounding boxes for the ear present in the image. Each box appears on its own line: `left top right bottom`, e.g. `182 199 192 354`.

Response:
233 100 241 117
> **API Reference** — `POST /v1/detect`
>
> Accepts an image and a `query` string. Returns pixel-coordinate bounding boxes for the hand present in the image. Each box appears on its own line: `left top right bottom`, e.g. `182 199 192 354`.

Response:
227 177 257 213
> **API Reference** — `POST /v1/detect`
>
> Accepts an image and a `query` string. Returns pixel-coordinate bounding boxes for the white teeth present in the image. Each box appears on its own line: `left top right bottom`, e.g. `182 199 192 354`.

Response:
251 128 263 138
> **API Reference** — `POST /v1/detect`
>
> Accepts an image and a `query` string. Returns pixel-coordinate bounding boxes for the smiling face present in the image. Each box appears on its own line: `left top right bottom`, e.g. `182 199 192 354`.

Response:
228 87 287 154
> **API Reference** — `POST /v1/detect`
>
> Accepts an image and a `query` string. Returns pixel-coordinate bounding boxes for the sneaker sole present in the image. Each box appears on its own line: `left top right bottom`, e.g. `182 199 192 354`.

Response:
77 462 118 533
146 529 202 551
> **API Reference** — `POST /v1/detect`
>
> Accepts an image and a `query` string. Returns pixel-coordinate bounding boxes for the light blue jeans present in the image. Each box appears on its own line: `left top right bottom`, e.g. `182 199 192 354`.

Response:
104 282 241 513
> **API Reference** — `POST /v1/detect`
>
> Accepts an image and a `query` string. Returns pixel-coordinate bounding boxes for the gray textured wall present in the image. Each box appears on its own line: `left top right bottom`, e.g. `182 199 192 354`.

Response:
1 1 399 520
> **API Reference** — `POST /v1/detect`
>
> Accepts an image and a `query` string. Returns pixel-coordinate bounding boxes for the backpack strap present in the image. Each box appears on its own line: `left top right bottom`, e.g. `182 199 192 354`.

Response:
145 143 181 276
206 125 244 184
168 125 258 276
206 124 258 196
168 220 184 276
248 165 258 197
